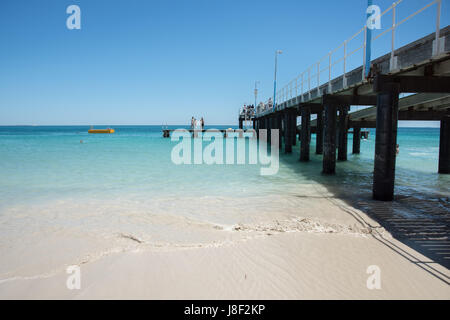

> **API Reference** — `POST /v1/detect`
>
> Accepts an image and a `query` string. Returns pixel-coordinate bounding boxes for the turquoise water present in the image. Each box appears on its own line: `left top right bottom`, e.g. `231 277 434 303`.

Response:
0 126 447 199
0 125 448 217
0 125 449 274
0 126 270 208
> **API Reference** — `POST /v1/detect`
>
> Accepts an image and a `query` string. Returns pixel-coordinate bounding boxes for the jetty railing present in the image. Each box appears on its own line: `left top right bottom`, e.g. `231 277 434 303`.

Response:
257 0 443 115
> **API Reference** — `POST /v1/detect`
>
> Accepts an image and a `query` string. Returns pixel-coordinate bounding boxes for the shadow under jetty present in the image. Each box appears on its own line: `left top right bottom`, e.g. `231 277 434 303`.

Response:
277 142 450 270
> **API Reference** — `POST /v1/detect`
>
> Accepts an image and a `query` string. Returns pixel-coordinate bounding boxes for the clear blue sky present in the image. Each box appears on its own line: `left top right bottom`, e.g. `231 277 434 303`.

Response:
0 0 448 125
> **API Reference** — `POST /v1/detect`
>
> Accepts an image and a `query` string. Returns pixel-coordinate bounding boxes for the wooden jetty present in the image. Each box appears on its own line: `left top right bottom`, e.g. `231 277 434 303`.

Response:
250 25 450 201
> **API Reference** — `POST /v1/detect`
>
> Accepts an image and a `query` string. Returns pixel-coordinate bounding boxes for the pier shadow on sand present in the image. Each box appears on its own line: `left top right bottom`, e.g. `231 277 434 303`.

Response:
276 143 450 283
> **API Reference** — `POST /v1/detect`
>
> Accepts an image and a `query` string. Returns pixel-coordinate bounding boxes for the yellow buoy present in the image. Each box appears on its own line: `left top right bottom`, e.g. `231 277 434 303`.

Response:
88 128 115 134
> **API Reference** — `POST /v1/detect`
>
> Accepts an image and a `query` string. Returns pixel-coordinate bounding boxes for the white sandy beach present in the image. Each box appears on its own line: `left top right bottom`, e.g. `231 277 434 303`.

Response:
2 0 450 303
0 193 448 300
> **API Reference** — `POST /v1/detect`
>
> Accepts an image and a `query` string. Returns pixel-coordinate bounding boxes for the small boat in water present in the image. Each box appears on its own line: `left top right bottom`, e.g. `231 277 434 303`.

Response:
88 128 115 134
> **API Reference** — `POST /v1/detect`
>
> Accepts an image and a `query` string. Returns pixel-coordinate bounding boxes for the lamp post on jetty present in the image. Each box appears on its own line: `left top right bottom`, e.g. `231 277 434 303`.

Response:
273 50 282 111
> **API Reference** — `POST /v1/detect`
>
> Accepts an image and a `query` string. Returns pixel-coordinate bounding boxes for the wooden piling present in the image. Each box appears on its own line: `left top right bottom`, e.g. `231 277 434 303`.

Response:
439 115 450 174
267 117 272 145
323 104 337 174
352 126 361 154
373 82 400 201
291 113 297 146
316 110 324 154
277 113 283 147
338 106 349 161
284 111 293 153
300 107 311 162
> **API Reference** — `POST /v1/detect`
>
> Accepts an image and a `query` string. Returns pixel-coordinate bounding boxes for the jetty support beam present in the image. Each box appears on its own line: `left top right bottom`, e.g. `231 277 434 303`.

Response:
439 115 450 174
255 118 260 139
260 118 266 139
323 101 337 174
277 113 283 146
284 111 293 153
300 106 311 161
373 82 400 201
291 113 297 146
353 126 361 154
263 117 266 142
374 75 450 94
338 105 349 161
316 110 324 154
291 109 297 147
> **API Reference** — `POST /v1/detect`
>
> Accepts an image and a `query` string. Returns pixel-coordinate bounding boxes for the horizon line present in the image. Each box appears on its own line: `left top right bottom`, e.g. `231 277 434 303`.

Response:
0 124 441 129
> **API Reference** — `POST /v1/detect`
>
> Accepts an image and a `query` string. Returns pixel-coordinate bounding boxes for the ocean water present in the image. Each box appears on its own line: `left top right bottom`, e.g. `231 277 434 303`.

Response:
0 125 449 276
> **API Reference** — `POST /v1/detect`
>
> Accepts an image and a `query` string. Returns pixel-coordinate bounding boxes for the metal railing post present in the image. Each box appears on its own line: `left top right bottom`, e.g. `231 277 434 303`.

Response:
434 0 442 56
308 67 311 100
317 62 320 96
290 82 293 101
328 52 332 93
301 73 304 102
284 85 287 103
343 40 347 88
287 83 289 102
292 81 295 103
390 2 397 70
363 26 367 81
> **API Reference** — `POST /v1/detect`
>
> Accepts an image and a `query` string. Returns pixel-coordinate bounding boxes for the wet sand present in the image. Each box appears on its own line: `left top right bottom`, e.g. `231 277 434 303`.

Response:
0 196 448 299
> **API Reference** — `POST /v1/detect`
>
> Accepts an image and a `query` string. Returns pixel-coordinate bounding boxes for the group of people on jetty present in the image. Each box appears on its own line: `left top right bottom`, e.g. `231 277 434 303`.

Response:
241 98 274 117
241 104 255 118
190 117 205 130
256 98 273 114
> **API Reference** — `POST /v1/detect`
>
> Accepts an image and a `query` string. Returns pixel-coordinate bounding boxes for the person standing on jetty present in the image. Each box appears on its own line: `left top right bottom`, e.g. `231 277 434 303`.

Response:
191 117 195 130
201 117 204 130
